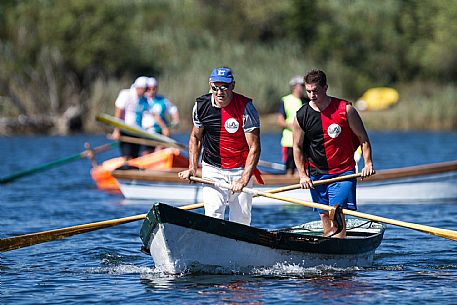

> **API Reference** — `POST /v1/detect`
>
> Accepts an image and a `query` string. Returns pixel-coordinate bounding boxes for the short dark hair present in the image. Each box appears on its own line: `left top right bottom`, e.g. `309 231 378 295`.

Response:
304 69 327 87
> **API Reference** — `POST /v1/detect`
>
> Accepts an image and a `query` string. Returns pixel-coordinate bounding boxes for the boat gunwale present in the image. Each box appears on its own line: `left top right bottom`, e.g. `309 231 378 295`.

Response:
114 159 457 186
140 203 385 256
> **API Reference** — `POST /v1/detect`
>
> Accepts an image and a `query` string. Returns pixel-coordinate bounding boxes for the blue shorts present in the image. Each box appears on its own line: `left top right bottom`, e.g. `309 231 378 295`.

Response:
310 169 357 214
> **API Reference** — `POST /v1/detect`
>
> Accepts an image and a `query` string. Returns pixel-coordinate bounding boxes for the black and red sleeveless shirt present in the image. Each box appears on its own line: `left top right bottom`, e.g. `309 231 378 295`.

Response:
193 93 259 169
296 97 360 175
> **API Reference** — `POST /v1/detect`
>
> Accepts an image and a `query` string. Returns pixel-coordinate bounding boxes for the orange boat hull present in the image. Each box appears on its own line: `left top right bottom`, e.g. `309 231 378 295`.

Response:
91 148 189 192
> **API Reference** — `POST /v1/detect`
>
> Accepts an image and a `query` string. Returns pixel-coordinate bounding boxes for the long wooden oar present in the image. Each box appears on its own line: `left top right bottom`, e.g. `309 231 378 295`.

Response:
115 135 186 150
0 142 118 184
0 203 204 253
190 176 457 242
363 160 457 182
96 113 186 150
257 172 362 194
0 174 360 252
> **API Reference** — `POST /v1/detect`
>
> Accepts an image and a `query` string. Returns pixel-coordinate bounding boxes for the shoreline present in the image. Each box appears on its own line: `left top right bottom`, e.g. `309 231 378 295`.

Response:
1 113 456 136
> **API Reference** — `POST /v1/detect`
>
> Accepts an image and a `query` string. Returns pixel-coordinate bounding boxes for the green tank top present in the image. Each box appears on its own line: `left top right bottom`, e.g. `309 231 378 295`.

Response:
280 94 303 147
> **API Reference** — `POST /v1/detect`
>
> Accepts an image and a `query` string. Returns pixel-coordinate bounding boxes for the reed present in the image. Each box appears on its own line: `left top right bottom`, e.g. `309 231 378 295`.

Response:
158 41 313 113
87 40 314 130
4 37 455 132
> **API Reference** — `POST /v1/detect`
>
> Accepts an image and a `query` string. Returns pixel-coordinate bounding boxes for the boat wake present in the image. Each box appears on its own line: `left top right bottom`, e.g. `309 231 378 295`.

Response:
87 264 158 275
85 261 368 282
149 261 365 276
251 262 364 277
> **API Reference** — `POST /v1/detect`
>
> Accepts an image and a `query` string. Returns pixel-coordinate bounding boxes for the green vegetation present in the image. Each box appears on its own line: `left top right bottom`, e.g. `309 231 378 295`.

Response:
0 0 456 132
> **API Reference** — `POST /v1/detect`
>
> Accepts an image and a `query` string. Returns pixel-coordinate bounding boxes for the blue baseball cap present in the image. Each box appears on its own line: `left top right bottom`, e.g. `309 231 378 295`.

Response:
209 67 234 83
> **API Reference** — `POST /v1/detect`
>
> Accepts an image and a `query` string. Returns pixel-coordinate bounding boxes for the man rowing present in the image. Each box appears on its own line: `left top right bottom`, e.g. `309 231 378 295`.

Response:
178 67 262 225
293 69 375 238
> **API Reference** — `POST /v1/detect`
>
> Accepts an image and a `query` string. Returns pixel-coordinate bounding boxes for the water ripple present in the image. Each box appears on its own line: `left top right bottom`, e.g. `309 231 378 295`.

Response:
2 133 457 304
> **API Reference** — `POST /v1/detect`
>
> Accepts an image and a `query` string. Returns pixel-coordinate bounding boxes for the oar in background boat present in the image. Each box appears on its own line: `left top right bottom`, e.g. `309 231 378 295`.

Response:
0 174 361 252
0 142 118 184
190 176 457 242
96 113 186 150
114 135 185 150
257 160 286 171
363 159 457 182
98 113 288 173
111 135 288 172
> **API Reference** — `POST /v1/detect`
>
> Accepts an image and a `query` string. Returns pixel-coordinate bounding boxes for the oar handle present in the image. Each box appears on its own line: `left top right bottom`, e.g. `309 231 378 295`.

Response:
268 172 363 194
190 172 363 195
189 176 330 211
88 142 119 155
191 174 377 213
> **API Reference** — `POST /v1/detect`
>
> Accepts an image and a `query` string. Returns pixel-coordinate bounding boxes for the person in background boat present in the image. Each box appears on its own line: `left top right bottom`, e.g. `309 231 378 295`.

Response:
178 67 262 226
141 77 179 153
277 75 309 176
293 69 375 238
145 77 179 137
111 76 149 159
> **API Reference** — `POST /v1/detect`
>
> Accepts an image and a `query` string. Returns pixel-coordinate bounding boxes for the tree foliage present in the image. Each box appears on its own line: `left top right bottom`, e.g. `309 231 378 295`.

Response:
0 0 456 129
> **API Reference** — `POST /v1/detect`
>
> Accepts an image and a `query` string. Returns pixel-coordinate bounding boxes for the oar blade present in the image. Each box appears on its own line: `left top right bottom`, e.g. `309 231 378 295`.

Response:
96 113 183 148
425 228 457 241
0 227 99 252
0 202 205 253
396 222 457 241
344 209 457 242
0 214 147 253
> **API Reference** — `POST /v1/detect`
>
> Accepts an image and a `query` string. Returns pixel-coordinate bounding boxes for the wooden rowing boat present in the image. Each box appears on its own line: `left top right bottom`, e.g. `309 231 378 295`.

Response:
140 203 385 274
113 160 457 204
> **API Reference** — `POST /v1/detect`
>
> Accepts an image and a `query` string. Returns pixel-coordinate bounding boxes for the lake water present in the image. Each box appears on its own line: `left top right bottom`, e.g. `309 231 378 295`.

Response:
1 131 457 304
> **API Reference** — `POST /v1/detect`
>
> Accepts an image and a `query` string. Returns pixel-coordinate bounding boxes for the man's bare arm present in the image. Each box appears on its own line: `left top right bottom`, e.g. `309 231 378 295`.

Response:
112 107 124 140
232 128 261 192
347 104 375 178
178 126 204 180
293 117 313 188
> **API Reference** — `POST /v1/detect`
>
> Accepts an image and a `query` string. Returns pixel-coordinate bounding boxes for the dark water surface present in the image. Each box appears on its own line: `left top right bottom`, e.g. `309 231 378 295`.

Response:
1 132 457 304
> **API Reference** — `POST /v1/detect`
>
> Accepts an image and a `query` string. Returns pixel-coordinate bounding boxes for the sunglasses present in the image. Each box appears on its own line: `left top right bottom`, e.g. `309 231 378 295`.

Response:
210 84 230 92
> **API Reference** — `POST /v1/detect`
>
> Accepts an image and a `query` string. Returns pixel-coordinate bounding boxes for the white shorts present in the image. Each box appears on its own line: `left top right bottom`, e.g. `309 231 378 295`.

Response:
202 163 253 225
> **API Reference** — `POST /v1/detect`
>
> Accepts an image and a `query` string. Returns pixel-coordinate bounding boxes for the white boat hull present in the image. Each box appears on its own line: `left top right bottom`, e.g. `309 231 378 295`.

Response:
149 223 374 274
118 172 457 205
141 204 385 274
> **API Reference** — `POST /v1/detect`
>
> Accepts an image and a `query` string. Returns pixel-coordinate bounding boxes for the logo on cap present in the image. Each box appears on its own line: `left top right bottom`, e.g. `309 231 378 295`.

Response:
209 67 234 83
224 118 239 133
327 124 341 138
